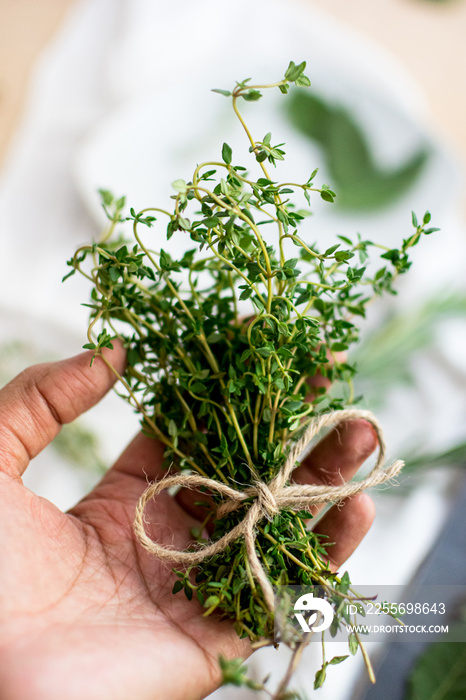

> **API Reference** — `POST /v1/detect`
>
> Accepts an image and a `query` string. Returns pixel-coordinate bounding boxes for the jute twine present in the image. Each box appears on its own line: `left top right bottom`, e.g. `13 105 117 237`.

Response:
134 408 403 611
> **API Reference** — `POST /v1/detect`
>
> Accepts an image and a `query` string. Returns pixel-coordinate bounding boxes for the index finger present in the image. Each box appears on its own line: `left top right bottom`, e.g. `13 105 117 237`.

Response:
0 345 125 480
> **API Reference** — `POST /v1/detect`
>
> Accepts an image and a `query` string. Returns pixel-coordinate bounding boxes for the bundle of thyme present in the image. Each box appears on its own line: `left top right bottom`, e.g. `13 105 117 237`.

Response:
66 61 436 693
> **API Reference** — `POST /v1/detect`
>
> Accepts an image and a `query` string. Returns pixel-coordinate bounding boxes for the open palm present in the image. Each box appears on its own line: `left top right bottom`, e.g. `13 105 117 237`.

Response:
0 346 377 700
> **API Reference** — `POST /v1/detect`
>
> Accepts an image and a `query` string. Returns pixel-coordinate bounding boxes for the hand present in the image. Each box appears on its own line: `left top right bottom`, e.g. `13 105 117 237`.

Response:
0 346 377 700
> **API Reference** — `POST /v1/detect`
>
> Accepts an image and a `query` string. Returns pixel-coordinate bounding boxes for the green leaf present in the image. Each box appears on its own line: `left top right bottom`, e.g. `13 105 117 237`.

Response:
62 269 76 282
206 332 224 344
219 656 262 691
98 189 113 206
334 250 354 262
294 509 312 520
203 216 219 229
338 571 351 593
256 347 272 358
222 142 233 165
172 179 187 193
348 633 359 655
284 60 297 80
242 89 262 102
328 655 349 666
203 595 220 608
212 89 231 97
295 74 311 87
314 666 326 689
178 216 191 231
284 60 307 82
320 189 335 203
172 580 183 594
324 244 340 256
96 330 114 349
381 249 400 263
239 288 252 300
108 266 120 282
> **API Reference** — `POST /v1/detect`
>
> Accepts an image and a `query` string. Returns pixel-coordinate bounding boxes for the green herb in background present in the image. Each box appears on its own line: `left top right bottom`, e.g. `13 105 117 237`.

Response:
407 642 466 700
353 291 466 404
65 61 435 696
406 605 466 700
403 440 466 476
349 291 466 486
287 91 430 211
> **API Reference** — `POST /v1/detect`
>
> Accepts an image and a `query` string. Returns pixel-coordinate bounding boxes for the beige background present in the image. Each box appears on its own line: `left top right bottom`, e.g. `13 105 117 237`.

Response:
0 0 465 172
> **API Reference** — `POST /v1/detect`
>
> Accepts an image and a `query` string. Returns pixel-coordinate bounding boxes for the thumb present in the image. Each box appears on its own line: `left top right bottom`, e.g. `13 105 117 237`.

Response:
0 343 126 480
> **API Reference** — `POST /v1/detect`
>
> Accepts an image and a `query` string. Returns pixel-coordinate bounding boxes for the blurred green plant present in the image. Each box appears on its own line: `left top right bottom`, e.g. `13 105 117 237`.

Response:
353 291 466 402
286 91 430 211
402 440 466 476
349 291 466 482
406 603 466 699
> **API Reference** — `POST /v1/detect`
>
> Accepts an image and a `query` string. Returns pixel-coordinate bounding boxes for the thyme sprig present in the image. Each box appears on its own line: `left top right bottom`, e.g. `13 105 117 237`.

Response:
65 60 435 693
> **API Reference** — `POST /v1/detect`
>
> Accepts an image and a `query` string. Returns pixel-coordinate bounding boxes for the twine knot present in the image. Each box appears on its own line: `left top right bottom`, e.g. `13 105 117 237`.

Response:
254 481 280 519
134 408 403 611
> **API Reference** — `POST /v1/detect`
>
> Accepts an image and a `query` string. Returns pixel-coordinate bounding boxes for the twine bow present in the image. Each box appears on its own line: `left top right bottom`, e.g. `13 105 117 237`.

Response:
134 408 403 611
